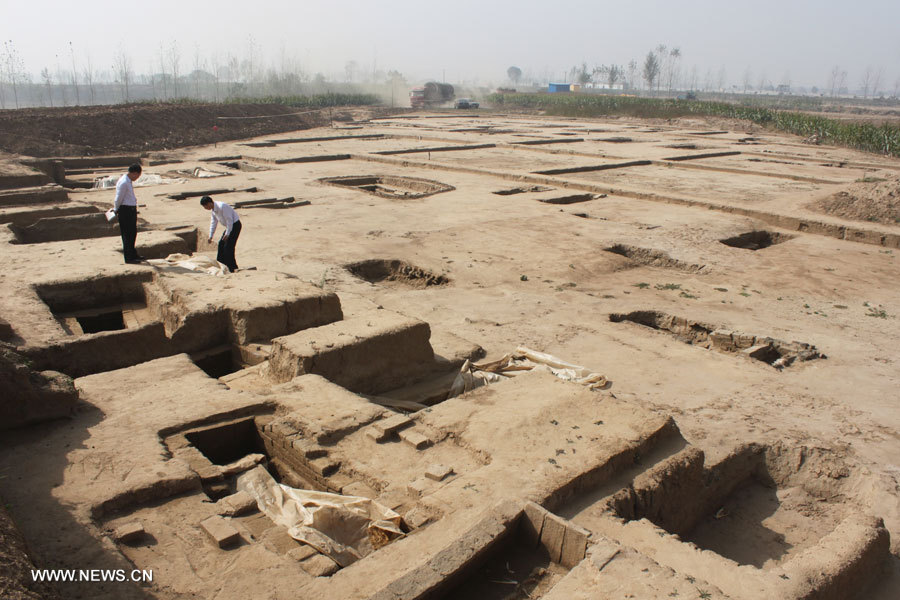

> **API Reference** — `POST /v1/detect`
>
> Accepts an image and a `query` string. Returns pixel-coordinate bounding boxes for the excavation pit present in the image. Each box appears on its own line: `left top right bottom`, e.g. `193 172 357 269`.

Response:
719 230 795 250
171 416 336 494
387 503 583 600
603 244 705 273
345 259 450 288
319 175 454 199
538 193 601 205
36 273 157 336
190 345 245 379
609 310 823 368
492 185 553 196
9 212 116 244
600 445 883 574
185 418 264 467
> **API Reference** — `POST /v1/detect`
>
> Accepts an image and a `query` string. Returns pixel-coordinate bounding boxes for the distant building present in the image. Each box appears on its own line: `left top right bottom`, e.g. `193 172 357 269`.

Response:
548 83 572 93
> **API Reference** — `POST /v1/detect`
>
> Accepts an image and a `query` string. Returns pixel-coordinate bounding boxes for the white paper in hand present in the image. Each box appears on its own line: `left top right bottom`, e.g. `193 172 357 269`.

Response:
105 208 117 222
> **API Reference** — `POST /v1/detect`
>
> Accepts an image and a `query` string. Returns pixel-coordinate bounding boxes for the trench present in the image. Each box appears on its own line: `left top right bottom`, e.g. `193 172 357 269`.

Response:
608 310 823 368
320 175 454 199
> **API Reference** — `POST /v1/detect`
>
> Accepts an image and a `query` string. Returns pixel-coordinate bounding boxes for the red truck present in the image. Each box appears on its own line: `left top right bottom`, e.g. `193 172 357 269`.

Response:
410 82 455 109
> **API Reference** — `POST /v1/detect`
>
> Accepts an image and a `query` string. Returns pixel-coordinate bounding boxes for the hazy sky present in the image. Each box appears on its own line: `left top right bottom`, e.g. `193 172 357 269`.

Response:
4 0 900 90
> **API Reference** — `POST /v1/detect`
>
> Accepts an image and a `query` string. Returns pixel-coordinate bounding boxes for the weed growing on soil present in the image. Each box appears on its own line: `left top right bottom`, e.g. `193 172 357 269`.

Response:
634 282 650 289
655 283 681 290
866 306 889 318
714 287 728 292
679 291 698 299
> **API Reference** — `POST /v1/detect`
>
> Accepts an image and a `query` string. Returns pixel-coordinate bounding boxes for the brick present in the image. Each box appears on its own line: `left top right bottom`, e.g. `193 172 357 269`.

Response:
114 521 145 544
291 438 327 458
404 507 433 529
200 516 242 548
287 544 319 562
220 453 265 477
560 522 591 568
366 426 390 443
217 490 258 517
308 456 341 477
407 477 435 498
400 429 431 450
301 554 339 577
424 464 453 481
540 513 567 563
520 502 547 547
375 414 414 435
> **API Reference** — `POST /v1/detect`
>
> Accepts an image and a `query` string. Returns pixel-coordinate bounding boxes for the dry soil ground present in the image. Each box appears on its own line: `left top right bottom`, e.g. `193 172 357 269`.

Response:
1 107 899 600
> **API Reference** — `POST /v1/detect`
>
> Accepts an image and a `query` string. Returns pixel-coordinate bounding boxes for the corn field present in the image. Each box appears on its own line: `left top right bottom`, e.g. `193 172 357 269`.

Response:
488 93 900 158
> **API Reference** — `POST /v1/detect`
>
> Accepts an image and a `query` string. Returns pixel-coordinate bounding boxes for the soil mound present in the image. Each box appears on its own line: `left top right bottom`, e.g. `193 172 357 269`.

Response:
809 175 900 225
0 103 402 157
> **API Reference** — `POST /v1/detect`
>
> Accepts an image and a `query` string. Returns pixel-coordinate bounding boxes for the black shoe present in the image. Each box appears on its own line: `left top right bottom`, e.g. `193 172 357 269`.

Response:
133 254 146 261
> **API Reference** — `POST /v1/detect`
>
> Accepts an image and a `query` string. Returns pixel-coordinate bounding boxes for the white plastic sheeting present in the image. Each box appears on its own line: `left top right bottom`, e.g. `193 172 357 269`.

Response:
448 346 608 398
237 466 405 567
92 173 185 189
146 253 229 276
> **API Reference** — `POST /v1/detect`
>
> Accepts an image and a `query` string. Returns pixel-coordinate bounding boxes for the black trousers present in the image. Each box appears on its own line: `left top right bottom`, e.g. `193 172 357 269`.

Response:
217 220 241 272
117 205 138 262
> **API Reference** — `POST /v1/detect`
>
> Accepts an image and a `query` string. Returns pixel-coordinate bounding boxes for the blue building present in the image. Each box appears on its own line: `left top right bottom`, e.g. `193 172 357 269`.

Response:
548 83 573 93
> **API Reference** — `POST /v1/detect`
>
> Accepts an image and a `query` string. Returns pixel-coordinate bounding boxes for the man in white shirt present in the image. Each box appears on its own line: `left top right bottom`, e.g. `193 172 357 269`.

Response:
113 164 144 263
201 195 242 272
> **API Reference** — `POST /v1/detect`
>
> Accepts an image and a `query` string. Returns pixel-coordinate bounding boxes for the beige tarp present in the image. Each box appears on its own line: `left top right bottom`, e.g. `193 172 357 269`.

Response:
146 253 229 276
448 346 608 398
236 466 404 567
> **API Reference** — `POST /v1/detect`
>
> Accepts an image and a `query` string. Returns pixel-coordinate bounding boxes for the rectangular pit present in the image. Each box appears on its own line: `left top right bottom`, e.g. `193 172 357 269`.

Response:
374 502 584 600
608 310 823 368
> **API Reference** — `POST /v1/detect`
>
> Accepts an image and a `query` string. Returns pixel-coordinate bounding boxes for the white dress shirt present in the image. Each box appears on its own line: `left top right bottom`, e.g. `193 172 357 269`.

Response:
209 201 240 238
113 174 138 210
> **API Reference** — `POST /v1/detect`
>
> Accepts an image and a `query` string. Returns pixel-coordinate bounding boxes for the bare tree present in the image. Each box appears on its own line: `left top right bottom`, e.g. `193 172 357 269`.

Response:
113 48 133 102
246 35 256 86
83 52 95 104
606 64 622 89
688 65 698 91
828 66 846 97
871 66 884 98
757 71 769 92
168 40 180 97
211 52 222 102
344 60 358 83
654 44 666 94
193 43 203 98
68 41 80 105
41 67 53 107
643 52 660 93
742 67 753 93
626 60 638 90
665 47 681 93
154 45 167 100
2 40 24 108
860 66 875 98
716 66 727 92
